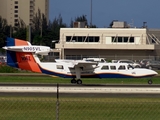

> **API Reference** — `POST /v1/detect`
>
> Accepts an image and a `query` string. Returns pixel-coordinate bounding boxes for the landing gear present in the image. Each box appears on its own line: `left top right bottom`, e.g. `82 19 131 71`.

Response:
77 79 82 84
70 79 82 84
71 78 77 84
148 79 152 85
71 66 83 85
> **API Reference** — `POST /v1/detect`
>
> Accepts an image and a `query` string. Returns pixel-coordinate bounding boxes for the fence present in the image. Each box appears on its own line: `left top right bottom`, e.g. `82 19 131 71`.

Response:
1 84 160 120
45 55 160 62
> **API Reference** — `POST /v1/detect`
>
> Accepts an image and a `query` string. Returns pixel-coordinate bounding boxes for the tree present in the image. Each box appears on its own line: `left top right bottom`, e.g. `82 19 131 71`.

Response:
74 15 88 26
12 17 27 40
0 16 10 48
47 14 67 45
72 15 97 28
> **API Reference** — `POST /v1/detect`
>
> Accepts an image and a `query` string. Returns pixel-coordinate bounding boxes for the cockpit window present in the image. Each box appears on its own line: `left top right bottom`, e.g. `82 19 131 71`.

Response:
127 64 134 69
56 65 64 69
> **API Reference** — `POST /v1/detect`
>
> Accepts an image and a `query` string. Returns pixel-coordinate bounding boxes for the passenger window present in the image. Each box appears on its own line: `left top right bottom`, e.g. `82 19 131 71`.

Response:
118 65 126 70
69 68 75 70
110 66 116 70
101 65 109 70
56 65 64 69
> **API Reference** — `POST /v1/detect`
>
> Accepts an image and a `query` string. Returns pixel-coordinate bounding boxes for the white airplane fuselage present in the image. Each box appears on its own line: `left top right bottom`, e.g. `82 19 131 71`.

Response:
38 61 157 79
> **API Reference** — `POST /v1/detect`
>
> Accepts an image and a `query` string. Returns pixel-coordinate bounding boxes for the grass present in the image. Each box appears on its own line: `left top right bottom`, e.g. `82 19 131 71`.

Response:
0 75 160 119
0 97 160 120
0 75 159 84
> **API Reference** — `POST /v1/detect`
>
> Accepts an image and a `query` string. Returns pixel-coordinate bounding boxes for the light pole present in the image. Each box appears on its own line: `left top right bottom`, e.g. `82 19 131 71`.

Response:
10 25 12 37
52 40 58 48
61 41 64 59
90 0 92 27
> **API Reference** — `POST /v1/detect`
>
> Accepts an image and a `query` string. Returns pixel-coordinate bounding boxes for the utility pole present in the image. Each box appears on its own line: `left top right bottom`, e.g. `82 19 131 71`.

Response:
90 0 92 27
29 24 31 42
10 25 12 37
26 24 31 42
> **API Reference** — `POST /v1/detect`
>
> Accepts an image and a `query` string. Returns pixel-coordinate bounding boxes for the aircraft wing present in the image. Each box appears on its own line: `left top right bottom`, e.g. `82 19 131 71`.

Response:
69 61 98 70
74 62 97 66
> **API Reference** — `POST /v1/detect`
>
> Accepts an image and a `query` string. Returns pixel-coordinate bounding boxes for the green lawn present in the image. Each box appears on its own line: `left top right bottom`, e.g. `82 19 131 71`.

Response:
0 97 160 120
0 75 159 84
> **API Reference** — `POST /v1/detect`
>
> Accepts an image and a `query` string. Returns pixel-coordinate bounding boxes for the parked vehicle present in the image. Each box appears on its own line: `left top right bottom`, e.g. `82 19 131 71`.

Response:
113 59 141 68
145 60 160 70
140 59 152 68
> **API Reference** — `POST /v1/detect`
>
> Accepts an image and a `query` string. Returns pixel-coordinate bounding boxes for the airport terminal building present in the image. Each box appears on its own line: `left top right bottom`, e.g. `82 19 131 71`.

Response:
54 22 160 60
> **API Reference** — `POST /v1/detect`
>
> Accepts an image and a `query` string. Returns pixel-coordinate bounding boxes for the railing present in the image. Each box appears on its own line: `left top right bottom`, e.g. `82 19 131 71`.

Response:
44 55 160 62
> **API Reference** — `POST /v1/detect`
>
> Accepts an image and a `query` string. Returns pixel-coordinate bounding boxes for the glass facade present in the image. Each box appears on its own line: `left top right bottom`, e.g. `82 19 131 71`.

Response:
112 37 134 43
66 36 100 42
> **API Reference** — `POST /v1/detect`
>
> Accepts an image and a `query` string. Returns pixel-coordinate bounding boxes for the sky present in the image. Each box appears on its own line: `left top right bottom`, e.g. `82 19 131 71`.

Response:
49 0 160 28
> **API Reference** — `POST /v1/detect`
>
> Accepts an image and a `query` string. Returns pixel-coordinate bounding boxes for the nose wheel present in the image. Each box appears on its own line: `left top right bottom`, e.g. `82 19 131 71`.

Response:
148 79 152 84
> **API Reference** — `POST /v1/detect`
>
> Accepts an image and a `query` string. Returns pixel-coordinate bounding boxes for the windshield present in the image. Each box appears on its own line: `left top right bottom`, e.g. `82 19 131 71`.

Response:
127 64 134 69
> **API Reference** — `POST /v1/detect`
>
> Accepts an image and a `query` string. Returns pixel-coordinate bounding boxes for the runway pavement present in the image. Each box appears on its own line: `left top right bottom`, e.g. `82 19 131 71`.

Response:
0 84 160 94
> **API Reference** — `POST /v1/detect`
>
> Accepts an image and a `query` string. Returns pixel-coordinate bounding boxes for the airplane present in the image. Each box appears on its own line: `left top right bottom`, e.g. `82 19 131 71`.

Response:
2 37 158 85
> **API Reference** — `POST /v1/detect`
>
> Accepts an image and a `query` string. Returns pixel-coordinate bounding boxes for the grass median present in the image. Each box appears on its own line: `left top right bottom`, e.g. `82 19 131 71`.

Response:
0 75 159 84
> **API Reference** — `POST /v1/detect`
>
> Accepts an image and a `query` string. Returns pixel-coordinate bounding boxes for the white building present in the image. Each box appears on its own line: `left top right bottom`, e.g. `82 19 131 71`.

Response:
55 26 160 60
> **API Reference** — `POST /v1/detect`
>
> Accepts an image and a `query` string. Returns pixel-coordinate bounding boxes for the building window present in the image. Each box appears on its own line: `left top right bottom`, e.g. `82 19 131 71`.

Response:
118 37 122 42
14 10 18 13
124 37 128 42
14 23 18 26
112 37 134 43
112 37 117 42
14 19 18 22
14 14 18 17
130 37 134 42
66 36 99 42
66 36 72 42
15 1 18 4
15 6 18 9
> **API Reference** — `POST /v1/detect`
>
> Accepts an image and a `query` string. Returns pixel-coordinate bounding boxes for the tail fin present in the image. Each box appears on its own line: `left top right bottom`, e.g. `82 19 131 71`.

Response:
6 37 30 47
6 37 42 73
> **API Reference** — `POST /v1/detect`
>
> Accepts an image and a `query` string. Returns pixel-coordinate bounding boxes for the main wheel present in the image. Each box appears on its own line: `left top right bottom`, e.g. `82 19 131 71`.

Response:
71 79 77 84
148 80 152 84
77 79 82 84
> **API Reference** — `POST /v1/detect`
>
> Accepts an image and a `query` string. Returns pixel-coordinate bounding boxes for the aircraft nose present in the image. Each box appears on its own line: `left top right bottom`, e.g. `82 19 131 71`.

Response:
151 70 158 76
